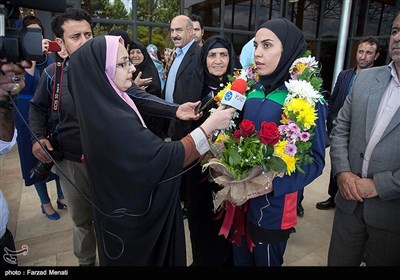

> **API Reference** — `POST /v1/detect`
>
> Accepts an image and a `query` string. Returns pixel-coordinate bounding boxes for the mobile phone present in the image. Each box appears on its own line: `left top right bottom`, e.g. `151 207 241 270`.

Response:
195 92 214 114
48 41 61 52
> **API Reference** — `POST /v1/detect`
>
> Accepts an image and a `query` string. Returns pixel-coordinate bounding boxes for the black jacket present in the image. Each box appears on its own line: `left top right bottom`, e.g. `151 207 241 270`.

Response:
327 68 356 134
163 41 202 140
29 61 83 162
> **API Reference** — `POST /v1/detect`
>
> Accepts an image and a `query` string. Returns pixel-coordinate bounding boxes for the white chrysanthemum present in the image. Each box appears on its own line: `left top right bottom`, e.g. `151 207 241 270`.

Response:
289 55 318 73
284 80 322 104
239 69 248 81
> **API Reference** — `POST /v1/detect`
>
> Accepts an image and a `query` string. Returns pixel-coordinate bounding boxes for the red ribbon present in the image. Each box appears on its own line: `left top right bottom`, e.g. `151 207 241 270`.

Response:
215 201 255 252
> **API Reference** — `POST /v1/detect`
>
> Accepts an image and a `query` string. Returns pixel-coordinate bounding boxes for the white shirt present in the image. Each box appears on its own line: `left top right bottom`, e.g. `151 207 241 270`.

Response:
0 191 9 238
0 128 16 238
0 128 17 155
190 127 210 155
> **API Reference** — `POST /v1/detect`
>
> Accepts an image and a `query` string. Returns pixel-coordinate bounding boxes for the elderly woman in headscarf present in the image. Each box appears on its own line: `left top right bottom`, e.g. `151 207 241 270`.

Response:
128 41 164 138
67 35 235 266
184 35 241 266
232 18 327 267
146 44 165 90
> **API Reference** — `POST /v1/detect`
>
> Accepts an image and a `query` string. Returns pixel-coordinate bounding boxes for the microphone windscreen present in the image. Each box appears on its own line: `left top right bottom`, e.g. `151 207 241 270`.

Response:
230 78 247 95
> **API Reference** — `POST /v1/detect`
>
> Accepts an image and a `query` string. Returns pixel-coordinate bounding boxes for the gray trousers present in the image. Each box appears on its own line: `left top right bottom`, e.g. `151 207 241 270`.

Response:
55 159 96 265
328 202 400 266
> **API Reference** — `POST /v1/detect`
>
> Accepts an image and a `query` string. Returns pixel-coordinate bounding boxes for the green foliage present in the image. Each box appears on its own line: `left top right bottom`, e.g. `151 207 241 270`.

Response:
296 50 323 92
293 135 314 174
219 133 286 180
153 0 180 23
302 49 312 57
136 0 150 21
107 0 128 19
84 0 128 36
83 0 180 51
82 0 111 18
265 156 287 173
297 66 322 92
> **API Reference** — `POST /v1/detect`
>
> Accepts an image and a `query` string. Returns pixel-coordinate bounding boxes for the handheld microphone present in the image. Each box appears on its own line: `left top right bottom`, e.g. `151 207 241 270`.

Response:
221 78 247 110
212 78 247 141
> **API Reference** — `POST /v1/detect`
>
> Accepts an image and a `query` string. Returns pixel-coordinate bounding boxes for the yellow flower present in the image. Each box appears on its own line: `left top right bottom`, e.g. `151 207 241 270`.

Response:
214 83 231 102
214 133 229 145
274 140 296 175
284 98 317 129
296 63 308 74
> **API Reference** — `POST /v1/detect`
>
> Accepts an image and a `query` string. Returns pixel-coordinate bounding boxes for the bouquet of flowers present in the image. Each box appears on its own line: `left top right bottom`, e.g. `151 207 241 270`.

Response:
203 53 324 211
215 119 286 180
204 118 286 209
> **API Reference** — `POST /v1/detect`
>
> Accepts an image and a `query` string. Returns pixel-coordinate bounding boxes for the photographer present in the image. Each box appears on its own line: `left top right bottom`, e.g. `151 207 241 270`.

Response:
1 60 30 267
14 15 66 221
29 8 97 266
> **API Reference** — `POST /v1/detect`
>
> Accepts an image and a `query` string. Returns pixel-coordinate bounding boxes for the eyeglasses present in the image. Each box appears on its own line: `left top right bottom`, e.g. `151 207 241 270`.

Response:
116 60 132 69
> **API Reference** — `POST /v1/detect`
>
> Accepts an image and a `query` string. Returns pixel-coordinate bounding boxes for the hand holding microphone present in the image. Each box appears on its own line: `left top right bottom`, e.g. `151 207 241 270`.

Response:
201 106 236 136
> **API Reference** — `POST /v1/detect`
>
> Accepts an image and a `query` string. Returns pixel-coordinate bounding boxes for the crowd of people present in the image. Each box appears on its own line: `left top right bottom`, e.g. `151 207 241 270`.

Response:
1 6 400 267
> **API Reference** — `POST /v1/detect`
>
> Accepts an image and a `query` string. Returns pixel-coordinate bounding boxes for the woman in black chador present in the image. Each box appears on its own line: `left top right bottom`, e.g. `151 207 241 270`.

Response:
129 41 164 138
186 35 241 266
67 35 235 266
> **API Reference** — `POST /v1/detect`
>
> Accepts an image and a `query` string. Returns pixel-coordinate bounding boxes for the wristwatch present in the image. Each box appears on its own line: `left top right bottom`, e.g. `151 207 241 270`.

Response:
0 95 18 110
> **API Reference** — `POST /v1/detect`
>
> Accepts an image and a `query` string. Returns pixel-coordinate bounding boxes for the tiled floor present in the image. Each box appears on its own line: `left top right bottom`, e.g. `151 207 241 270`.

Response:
1 146 334 266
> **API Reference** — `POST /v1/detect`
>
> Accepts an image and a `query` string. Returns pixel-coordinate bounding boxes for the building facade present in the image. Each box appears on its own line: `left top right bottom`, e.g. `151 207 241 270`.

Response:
38 0 399 90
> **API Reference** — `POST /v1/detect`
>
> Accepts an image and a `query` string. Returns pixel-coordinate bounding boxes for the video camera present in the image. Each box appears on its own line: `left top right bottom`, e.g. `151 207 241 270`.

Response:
0 0 66 62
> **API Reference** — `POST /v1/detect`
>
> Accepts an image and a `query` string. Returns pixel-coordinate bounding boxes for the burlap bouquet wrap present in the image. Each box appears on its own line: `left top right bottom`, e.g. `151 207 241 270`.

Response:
202 158 276 210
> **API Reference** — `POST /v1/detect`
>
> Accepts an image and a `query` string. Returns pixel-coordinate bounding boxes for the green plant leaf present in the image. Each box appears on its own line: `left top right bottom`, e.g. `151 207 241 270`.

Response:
228 149 241 165
269 156 287 173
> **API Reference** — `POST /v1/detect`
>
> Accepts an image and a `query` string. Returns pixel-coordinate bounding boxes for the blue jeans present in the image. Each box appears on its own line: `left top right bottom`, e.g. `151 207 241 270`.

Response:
34 174 63 204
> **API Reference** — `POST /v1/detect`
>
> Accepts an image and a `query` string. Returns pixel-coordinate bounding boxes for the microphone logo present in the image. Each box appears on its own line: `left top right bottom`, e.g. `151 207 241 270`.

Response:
221 90 246 111
224 91 233 101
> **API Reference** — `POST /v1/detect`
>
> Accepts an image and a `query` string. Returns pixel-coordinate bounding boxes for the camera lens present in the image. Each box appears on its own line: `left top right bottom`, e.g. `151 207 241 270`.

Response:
29 161 54 182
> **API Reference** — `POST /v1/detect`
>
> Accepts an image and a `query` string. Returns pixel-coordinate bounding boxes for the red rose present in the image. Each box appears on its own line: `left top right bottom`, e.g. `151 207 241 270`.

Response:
232 130 241 140
259 121 280 145
239 119 255 137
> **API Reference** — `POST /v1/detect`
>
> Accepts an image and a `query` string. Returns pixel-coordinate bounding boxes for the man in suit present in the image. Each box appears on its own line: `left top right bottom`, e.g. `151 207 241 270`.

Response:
163 15 202 220
328 13 400 266
316 36 381 210
164 15 201 141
